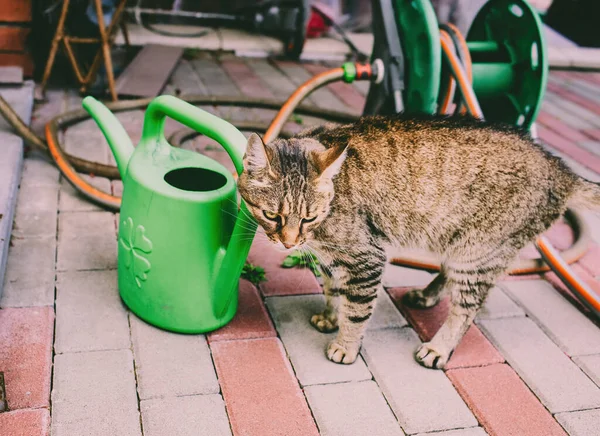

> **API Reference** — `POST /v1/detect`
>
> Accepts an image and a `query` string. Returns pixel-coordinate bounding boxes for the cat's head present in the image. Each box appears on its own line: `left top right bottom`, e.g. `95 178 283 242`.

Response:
238 133 347 250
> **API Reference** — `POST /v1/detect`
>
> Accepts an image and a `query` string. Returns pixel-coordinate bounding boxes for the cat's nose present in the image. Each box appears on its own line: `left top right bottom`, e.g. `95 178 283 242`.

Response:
282 242 295 249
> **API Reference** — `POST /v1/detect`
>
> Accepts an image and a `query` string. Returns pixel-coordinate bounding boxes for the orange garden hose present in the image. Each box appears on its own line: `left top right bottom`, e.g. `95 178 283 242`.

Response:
45 122 122 210
537 237 600 316
1 41 595 314
263 67 345 143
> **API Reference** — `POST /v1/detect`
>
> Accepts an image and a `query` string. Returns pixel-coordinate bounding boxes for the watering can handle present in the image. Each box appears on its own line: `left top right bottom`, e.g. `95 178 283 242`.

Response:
141 95 248 175
142 96 257 320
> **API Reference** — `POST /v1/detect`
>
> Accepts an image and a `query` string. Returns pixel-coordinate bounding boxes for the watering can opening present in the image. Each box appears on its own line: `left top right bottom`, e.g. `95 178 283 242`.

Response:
164 167 228 192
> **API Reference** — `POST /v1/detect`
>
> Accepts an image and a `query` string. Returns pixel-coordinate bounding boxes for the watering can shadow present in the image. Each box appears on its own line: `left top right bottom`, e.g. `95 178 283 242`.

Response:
82 95 257 333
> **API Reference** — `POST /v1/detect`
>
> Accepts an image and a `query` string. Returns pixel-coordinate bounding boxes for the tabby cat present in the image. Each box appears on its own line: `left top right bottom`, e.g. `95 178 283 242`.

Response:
237 115 600 369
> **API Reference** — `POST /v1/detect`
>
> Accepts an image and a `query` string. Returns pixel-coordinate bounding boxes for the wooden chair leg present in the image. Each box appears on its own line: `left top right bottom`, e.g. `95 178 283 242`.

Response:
94 0 118 101
38 0 71 99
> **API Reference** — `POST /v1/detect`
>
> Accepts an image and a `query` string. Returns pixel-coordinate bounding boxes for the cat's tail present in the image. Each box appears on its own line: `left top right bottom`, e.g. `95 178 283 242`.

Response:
570 178 600 210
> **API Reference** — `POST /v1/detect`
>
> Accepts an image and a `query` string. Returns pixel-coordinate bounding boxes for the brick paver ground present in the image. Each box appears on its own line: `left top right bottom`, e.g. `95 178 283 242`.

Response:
2 53 600 436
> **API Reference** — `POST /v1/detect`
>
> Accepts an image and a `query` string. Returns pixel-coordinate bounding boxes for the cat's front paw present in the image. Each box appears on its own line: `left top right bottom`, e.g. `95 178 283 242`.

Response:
310 313 338 333
402 289 440 309
326 340 360 364
414 343 449 369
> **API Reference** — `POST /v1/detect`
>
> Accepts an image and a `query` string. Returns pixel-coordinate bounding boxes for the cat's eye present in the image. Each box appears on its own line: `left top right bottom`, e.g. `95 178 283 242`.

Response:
263 210 279 221
303 215 318 223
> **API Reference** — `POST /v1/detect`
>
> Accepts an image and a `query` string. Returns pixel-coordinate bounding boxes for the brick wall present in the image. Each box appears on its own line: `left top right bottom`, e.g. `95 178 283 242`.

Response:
0 0 33 77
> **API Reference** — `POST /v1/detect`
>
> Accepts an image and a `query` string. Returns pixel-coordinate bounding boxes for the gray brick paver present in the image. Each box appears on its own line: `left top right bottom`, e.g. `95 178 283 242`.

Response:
55 270 130 353
163 58 209 96
304 381 405 436
573 354 600 388
11 184 59 239
555 409 600 436
129 314 219 400
64 120 111 164
51 349 141 436
12 210 57 239
382 264 434 289
14 184 59 214
141 395 232 436
59 176 112 212
368 288 408 330
501 280 600 356
478 317 600 413
361 328 477 434
1 237 56 307
19 154 60 188
265 295 372 386
57 211 117 271
189 57 242 97
476 285 525 320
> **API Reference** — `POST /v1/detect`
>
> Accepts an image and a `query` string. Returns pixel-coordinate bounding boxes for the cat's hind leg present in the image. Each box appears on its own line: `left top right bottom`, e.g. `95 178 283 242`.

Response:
414 248 516 369
403 269 448 309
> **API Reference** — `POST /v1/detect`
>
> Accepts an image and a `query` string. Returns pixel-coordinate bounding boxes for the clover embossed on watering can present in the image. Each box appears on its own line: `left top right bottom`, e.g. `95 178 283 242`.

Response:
82 95 257 333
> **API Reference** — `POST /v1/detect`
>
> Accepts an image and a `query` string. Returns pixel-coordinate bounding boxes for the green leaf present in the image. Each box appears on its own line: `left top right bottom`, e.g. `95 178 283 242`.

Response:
241 262 267 286
282 256 299 268
281 250 321 277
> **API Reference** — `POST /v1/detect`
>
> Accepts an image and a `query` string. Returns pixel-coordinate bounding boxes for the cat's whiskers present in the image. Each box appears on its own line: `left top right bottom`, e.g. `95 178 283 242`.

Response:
294 246 310 290
301 245 322 278
219 209 258 233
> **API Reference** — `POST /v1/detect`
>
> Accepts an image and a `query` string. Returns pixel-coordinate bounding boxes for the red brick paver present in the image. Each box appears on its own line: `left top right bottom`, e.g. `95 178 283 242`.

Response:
388 288 504 368
0 307 54 410
248 237 322 296
0 409 50 436
211 338 319 436
208 279 276 342
448 364 567 436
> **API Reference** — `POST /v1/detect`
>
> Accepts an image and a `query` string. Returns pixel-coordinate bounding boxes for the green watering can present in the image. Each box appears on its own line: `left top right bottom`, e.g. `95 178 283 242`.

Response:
82 95 257 333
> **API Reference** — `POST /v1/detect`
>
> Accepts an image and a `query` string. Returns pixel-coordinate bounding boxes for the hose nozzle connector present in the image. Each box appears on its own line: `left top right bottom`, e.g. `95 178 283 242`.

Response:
342 59 385 84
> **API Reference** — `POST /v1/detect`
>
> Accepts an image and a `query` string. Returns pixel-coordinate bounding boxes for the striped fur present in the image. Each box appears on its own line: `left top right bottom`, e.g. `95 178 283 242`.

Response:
237 114 600 368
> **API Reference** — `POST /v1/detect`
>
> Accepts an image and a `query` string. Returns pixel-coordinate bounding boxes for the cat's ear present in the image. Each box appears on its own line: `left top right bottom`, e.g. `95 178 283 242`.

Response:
243 133 271 173
312 144 348 179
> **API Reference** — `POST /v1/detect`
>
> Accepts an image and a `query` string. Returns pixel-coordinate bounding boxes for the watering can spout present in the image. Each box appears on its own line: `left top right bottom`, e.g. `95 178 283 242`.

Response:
82 96 134 178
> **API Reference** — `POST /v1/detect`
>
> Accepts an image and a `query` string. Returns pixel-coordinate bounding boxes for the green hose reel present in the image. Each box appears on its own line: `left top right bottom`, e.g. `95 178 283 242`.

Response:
393 0 441 115
387 0 547 129
467 0 548 129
